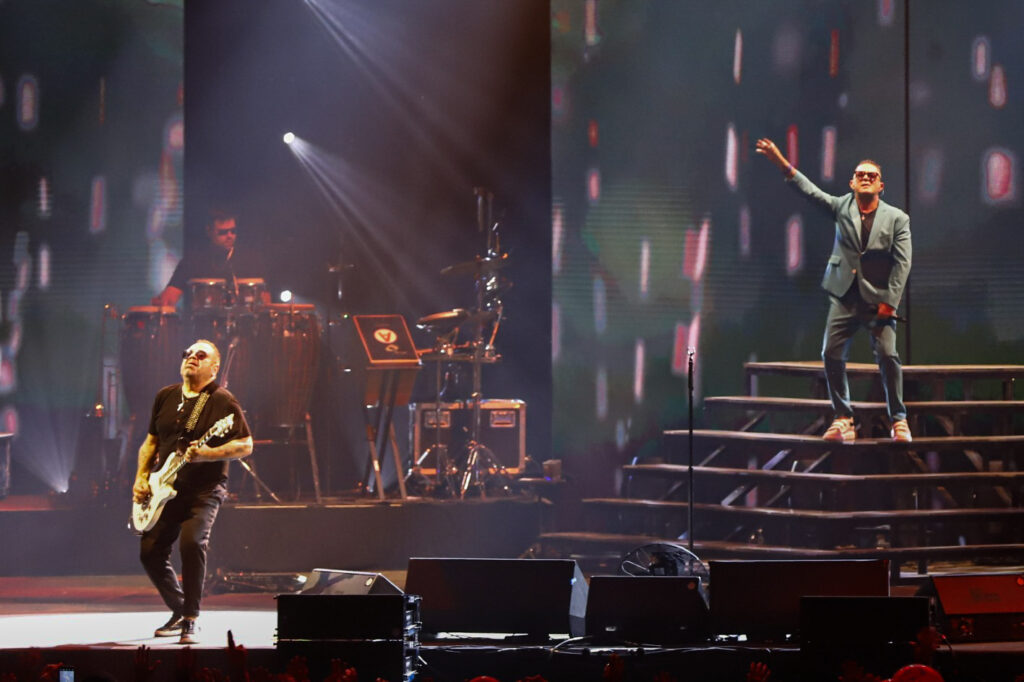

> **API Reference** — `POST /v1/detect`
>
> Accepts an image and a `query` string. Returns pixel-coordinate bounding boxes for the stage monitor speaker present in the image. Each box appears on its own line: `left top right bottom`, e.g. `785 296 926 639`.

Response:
300 568 403 596
277 593 418 641
800 596 929 681
405 557 588 639
918 573 1024 642
800 596 929 646
585 575 709 643
710 559 890 640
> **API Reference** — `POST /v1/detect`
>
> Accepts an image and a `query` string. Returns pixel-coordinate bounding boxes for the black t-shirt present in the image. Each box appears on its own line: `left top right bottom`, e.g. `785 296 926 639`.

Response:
147 382 251 492
166 245 267 308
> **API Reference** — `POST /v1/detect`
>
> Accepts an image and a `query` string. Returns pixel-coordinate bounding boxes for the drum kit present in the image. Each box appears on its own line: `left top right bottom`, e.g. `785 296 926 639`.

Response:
118 277 322 501
407 188 515 498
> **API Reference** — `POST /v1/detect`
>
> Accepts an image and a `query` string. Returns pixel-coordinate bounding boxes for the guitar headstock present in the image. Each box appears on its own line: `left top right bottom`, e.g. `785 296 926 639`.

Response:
209 414 234 439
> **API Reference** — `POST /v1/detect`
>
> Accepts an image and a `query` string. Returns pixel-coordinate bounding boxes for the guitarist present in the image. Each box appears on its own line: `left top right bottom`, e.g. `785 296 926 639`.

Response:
133 339 253 645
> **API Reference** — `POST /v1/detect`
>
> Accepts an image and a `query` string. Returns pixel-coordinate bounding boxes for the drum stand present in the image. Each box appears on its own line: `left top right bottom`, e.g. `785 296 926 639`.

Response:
435 187 511 498
458 331 506 499
407 334 461 497
362 370 409 501
221 339 285 504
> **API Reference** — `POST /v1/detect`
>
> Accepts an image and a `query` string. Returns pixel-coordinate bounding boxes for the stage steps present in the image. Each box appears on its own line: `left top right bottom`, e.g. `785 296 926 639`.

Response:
535 361 1024 575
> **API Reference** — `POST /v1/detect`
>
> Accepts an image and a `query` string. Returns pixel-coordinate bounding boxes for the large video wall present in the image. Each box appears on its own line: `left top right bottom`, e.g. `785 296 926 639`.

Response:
0 0 183 493
551 1 1023 479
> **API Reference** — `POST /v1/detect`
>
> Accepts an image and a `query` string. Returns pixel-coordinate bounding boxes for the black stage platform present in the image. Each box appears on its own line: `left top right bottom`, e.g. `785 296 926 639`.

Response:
0 494 546 576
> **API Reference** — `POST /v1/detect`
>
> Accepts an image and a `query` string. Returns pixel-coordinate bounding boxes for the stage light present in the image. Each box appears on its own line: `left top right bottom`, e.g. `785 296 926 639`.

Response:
283 132 295 145
280 289 293 302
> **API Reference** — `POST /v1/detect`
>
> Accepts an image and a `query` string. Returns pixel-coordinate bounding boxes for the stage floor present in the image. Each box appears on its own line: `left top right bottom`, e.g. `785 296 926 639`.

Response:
0 575 286 649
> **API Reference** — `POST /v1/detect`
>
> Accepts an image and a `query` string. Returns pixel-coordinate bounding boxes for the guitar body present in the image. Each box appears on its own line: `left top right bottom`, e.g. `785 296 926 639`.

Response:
132 452 183 533
130 414 233 535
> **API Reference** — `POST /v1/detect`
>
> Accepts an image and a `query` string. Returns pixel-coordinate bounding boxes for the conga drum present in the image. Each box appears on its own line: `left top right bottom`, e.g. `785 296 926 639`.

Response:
253 304 321 426
235 278 267 309
188 278 228 311
119 306 182 418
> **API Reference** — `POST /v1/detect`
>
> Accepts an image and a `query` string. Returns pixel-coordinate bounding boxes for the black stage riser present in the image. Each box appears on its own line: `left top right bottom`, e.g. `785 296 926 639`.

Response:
0 499 542 576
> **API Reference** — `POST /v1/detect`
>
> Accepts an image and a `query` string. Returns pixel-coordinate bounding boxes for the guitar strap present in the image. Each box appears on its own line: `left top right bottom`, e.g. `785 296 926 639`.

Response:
182 389 212 439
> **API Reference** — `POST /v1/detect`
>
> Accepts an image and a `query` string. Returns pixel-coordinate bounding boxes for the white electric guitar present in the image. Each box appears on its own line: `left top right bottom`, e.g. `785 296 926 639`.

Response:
131 414 234 534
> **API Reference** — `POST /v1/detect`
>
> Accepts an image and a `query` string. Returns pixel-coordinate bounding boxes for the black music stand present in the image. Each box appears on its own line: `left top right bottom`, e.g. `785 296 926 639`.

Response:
353 315 421 501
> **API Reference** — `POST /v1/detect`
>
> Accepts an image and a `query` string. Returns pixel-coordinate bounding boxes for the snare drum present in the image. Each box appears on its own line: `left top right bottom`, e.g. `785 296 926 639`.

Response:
119 306 182 417
188 278 228 311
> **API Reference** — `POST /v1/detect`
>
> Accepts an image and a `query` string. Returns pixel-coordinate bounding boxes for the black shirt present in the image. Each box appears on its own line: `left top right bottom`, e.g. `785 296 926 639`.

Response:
147 381 251 493
166 245 267 308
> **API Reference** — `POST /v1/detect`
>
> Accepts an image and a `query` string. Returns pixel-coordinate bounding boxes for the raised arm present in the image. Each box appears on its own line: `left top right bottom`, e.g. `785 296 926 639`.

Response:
755 138 796 178
757 137 840 215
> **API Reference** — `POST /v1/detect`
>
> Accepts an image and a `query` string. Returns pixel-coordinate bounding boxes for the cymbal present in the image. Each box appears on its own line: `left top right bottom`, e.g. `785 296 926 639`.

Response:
416 308 469 331
416 308 498 332
440 253 509 277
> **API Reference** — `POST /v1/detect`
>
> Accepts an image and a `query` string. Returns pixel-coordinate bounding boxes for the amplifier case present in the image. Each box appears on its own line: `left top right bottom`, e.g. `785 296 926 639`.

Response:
410 399 526 474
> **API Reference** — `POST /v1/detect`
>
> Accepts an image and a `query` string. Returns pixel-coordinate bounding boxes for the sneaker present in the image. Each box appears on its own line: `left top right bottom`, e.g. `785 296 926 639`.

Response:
154 613 183 637
891 419 913 443
823 417 856 442
179 618 198 645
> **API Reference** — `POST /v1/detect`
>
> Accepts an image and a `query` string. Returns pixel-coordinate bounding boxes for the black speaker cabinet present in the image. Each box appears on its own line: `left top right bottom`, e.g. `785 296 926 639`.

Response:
405 557 587 639
585 575 709 643
919 573 1024 642
710 559 890 640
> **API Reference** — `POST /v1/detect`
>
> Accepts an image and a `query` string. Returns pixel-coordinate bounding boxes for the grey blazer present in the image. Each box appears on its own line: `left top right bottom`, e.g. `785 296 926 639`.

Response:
788 170 912 308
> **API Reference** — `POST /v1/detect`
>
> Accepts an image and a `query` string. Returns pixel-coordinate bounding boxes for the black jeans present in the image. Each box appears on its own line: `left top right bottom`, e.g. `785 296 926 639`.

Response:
139 483 226 618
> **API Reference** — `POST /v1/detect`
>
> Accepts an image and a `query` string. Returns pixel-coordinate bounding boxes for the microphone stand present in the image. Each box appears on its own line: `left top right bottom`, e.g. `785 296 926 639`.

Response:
687 347 695 561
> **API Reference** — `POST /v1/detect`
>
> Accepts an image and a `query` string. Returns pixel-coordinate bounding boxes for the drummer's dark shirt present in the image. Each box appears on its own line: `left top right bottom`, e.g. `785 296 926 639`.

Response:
167 245 267 307
147 381 251 493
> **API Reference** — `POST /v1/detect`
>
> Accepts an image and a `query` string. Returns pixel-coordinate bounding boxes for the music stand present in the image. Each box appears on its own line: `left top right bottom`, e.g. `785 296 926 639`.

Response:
353 315 421 500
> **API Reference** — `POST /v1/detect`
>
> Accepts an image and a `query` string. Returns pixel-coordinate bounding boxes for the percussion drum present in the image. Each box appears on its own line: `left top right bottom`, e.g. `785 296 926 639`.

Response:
235 278 267 309
253 304 321 426
119 306 182 418
188 278 228 311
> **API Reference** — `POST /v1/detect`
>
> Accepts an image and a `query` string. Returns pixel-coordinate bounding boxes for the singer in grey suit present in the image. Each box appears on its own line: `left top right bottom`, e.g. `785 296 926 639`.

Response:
756 138 912 442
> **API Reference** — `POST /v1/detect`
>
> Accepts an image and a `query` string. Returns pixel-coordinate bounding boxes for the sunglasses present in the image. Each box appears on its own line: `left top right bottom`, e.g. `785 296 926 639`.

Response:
182 349 210 360
854 171 880 182
215 228 236 236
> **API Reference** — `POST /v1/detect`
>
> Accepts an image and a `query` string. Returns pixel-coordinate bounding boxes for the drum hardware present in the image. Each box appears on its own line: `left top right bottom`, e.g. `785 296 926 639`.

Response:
424 188 512 499
406 339 460 497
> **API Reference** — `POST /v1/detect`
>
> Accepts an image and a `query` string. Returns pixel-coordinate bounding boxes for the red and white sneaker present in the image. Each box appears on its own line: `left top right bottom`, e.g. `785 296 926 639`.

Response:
823 417 856 442
891 419 913 442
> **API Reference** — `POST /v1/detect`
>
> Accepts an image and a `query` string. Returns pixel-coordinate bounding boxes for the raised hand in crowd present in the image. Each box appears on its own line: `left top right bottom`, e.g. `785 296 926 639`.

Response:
134 645 159 682
746 661 771 682
603 653 625 682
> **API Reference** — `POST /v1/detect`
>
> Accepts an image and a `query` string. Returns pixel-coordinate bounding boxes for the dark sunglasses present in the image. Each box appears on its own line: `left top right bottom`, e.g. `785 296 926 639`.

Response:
215 228 236 236
182 349 209 360
854 171 880 182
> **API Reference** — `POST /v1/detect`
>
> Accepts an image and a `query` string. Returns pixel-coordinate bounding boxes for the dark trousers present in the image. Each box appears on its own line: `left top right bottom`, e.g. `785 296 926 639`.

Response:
821 287 907 422
139 484 225 618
